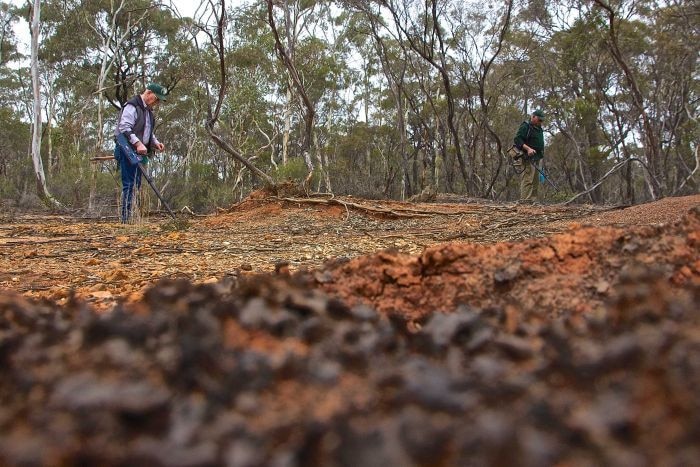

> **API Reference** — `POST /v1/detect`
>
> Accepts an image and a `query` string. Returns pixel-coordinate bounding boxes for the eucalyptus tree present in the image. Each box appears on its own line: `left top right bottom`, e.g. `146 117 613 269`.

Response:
28 0 63 208
369 13 412 197
308 3 360 193
531 9 615 203
538 0 698 203
380 0 471 193
450 0 514 198
205 2 284 197
643 0 699 196
0 3 22 120
587 0 661 199
266 0 315 167
350 0 447 193
192 0 275 189
0 1 18 66
345 1 413 197
0 2 28 191
267 0 320 190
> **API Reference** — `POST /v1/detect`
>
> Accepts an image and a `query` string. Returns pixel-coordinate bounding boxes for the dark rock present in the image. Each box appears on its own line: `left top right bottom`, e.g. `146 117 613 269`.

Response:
307 358 341 385
467 327 495 353
224 439 265 467
332 322 382 368
415 309 480 352
398 407 452 464
494 334 534 360
349 304 379 322
129 439 218 467
51 373 170 414
275 261 290 274
326 298 353 320
298 316 330 343
397 356 469 412
494 261 522 285
239 298 297 335
313 270 334 284
334 419 395 467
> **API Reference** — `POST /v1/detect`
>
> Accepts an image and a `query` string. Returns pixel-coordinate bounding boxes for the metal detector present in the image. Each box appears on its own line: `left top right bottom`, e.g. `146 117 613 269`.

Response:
115 133 176 220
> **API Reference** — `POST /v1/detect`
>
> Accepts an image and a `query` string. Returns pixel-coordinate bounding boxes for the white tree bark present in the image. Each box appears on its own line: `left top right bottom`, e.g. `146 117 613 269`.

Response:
30 0 62 209
282 85 291 165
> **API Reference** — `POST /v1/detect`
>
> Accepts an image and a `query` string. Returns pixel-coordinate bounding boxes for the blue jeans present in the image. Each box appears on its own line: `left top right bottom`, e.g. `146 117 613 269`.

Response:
114 143 142 223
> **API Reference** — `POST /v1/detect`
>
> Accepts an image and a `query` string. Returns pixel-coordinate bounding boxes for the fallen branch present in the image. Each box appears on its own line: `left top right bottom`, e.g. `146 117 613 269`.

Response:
563 158 648 205
180 206 207 217
273 196 481 218
275 196 433 218
0 237 91 246
675 145 699 194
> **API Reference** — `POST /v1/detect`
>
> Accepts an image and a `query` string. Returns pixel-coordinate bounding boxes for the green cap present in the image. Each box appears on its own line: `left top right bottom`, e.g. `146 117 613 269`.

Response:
147 83 168 101
533 109 545 120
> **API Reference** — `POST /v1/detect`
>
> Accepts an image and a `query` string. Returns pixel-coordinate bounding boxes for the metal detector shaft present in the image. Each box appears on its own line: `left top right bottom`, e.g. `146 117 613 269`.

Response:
115 133 176 220
137 163 176 220
530 159 559 191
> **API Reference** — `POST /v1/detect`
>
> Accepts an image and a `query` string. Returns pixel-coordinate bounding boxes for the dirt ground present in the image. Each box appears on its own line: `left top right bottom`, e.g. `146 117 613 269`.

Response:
1 194 697 310
1 194 699 465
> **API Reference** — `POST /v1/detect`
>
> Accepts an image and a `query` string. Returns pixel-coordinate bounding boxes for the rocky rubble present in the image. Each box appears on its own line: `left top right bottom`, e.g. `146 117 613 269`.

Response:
0 208 699 466
316 207 700 323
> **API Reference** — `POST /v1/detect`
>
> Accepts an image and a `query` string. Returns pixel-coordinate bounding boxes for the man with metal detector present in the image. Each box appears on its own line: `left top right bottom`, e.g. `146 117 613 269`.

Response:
113 83 170 223
512 109 546 204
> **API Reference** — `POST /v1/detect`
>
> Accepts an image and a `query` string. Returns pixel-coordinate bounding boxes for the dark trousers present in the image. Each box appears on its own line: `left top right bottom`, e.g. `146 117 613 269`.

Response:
114 144 142 223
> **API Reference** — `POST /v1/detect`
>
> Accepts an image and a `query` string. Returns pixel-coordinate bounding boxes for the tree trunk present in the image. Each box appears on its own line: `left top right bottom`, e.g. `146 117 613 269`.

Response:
366 9 410 198
29 0 62 210
268 0 316 188
383 0 470 192
594 0 662 199
202 0 275 190
282 85 292 165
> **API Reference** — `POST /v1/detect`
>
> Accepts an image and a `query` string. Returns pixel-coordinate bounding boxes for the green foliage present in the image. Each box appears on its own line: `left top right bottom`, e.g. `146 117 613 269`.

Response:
0 2 21 66
273 158 310 184
47 151 115 207
573 98 598 122
160 217 190 232
170 162 231 212
587 146 608 165
232 45 268 69
299 0 318 12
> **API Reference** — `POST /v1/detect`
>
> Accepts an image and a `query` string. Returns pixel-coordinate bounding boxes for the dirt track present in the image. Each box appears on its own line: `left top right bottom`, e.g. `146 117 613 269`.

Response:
0 194 699 465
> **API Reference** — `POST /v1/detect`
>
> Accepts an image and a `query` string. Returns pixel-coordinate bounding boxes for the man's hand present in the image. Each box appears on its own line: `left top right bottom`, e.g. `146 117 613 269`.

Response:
135 141 148 155
154 142 165 152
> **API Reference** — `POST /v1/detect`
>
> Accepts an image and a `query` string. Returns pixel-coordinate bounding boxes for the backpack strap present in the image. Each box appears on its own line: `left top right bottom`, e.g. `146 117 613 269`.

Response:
525 121 532 142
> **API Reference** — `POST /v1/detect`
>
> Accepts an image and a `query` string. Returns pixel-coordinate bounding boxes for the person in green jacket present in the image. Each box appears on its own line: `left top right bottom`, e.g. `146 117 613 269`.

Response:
513 109 545 203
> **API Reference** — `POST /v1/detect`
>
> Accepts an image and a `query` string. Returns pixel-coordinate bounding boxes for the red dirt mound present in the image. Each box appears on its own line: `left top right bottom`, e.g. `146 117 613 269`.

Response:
315 206 700 324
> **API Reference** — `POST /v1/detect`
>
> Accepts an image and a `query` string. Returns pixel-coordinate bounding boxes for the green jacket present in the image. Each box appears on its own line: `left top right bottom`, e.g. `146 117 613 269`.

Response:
514 121 544 161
